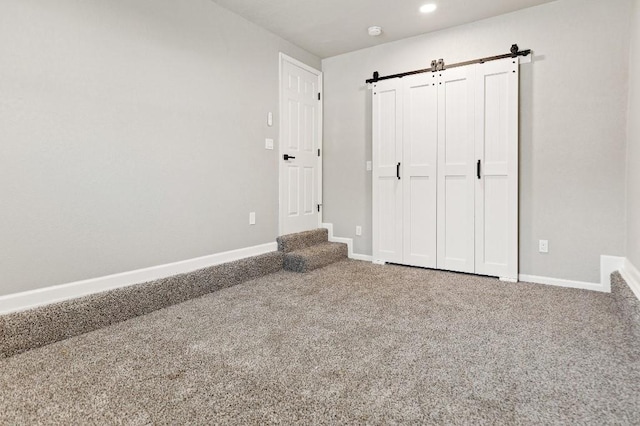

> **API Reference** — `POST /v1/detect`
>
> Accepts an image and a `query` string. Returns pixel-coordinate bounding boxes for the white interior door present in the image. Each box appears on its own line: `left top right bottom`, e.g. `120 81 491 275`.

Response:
437 66 476 273
279 54 322 235
372 79 403 264
402 74 438 268
474 58 519 280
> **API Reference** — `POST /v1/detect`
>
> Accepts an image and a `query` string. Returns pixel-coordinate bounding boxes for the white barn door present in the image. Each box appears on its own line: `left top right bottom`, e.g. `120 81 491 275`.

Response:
402 74 438 268
372 79 403 264
474 58 519 280
279 54 322 235
372 59 519 279
437 66 476 274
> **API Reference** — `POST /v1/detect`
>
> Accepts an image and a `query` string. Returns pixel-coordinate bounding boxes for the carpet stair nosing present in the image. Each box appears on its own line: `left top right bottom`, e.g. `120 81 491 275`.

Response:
284 241 348 273
0 251 284 359
277 228 329 253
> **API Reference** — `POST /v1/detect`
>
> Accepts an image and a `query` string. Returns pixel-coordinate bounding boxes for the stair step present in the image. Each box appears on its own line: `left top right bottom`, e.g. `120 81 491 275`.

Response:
284 242 348 273
277 228 329 253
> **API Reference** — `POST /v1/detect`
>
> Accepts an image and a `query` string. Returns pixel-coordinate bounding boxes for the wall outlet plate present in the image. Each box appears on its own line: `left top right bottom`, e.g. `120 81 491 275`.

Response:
249 212 256 225
366 161 372 171
539 239 548 253
265 138 274 150
355 226 362 236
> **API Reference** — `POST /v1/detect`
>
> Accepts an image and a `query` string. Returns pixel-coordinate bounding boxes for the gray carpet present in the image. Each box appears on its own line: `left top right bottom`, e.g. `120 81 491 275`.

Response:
277 228 330 253
0 251 284 358
612 271 640 341
1 260 639 424
278 228 348 273
284 242 348 273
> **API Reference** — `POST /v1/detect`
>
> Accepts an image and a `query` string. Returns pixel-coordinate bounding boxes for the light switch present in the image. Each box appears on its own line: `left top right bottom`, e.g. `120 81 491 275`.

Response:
267 112 273 127
265 138 274 150
249 212 256 225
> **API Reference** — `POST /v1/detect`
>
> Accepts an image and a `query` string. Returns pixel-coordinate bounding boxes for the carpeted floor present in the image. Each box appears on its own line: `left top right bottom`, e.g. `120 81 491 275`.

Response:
1 260 639 424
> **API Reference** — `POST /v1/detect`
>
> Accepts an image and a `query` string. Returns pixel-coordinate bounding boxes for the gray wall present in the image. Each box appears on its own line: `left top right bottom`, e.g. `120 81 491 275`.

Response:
0 0 319 296
628 0 640 269
322 0 631 283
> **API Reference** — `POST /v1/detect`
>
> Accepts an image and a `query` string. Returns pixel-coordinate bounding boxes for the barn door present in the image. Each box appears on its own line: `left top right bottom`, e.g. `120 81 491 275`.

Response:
402 74 438 268
436 66 476 274
372 79 403 264
474 58 519 280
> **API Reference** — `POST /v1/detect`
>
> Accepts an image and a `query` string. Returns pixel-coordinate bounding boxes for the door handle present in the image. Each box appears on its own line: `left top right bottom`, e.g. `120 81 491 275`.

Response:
477 160 481 179
397 162 401 180
283 154 296 161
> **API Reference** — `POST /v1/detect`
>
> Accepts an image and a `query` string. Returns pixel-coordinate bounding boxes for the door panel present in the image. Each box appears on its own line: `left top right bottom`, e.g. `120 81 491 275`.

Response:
372 80 403 263
402 74 437 268
475 58 519 279
280 57 321 234
437 66 476 273
287 166 300 215
303 167 314 215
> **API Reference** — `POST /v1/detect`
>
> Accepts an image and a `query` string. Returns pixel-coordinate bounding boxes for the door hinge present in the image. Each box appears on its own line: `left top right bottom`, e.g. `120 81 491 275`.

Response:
317 148 321 157
317 204 322 212
318 92 321 101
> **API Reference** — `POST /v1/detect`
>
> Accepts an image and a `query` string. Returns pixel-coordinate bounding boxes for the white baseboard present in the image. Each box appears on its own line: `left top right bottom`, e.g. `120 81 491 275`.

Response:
521 255 624 293
518 274 606 292
620 258 640 300
0 242 278 315
322 223 373 262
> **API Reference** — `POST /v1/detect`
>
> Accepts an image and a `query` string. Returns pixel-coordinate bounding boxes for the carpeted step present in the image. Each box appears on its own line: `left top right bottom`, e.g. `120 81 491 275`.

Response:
277 228 329 253
611 271 640 340
284 241 348 273
0 251 284 359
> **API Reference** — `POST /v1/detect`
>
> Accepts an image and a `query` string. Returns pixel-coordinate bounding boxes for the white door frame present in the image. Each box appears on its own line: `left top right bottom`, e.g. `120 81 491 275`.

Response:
278 53 323 236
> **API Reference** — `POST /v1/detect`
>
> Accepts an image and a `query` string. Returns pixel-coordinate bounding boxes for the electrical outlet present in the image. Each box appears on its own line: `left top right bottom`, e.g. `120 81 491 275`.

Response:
249 212 256 225
366 161 372 171
265 138 274 150
355 226 362 236
539 240 548 253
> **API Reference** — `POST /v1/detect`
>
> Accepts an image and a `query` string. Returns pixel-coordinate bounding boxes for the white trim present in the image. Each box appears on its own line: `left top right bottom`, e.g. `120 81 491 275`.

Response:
518 274 606 293
601 255 625 292
278 53 323 235
322 223 373 262
620 258 640 300
351 253 374 262
0 242 277 315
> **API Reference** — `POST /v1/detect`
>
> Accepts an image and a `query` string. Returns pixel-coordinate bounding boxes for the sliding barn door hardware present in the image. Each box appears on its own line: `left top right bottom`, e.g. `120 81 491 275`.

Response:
366 44 531 84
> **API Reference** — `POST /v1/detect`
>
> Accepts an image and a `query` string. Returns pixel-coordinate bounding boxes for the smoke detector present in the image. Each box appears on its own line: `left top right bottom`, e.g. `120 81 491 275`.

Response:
368 26 383 37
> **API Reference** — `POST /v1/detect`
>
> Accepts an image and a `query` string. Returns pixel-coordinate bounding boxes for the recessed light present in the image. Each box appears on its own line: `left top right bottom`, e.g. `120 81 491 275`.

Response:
420 3 437 13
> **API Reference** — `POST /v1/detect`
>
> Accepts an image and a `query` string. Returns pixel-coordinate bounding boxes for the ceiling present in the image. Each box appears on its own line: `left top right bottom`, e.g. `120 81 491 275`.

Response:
209 0 556 58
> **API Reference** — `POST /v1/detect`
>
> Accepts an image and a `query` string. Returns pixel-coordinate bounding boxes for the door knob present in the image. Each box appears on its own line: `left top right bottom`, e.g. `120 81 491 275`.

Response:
283 154 296 160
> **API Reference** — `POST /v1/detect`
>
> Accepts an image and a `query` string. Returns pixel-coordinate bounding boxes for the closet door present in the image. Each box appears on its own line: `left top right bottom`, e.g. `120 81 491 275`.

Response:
474 58 519 280
372 80 403 264
437 66 476 273
402 74 438 268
